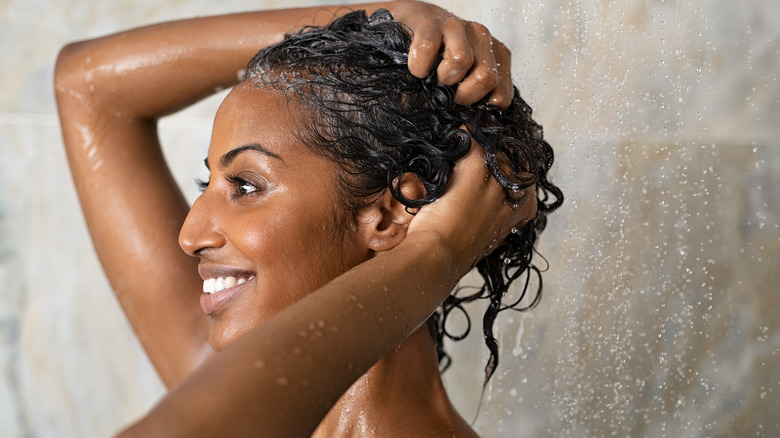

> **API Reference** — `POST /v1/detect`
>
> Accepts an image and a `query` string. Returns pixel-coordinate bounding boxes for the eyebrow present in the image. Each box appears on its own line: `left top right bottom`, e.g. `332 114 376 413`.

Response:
203 143 283 170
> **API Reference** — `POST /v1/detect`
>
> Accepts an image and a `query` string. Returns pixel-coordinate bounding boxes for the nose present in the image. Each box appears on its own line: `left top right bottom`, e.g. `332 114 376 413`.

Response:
179 192 226 257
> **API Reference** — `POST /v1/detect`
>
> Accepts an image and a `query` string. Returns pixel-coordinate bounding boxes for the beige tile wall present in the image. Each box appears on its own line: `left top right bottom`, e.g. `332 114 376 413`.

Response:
1 0 777 436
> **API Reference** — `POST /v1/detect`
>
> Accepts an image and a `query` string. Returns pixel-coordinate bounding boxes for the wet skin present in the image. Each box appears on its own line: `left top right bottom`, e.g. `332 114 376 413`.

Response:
179 83 372 350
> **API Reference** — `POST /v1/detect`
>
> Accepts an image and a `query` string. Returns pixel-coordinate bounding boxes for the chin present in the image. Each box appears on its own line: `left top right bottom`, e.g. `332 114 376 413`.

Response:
208 322 252 352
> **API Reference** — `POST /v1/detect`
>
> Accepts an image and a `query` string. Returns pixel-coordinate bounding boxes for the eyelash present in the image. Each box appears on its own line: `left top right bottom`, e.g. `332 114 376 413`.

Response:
194 175 260 199
196 178 209 192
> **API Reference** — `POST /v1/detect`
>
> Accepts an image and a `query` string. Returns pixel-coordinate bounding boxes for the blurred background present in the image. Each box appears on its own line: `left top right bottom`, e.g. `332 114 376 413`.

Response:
1 0 777 436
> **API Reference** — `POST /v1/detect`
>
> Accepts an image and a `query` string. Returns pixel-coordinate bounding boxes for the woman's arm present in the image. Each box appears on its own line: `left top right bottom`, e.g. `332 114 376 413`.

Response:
54 1 512 389
118 143 535 438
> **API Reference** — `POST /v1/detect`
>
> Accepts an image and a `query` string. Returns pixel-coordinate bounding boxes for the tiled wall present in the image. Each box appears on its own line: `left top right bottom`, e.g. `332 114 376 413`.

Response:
1 0 777 436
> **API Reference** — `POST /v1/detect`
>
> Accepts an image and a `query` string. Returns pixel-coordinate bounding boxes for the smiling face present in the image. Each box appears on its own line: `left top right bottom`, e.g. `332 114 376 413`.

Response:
179 83 371 350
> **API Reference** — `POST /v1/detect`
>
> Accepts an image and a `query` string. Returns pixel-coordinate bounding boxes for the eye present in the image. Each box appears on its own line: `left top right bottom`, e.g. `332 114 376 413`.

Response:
225 175 261 198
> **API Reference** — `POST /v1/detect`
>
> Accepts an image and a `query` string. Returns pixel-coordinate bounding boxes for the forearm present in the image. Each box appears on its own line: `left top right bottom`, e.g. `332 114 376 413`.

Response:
119 231 457 438
54 3 398 120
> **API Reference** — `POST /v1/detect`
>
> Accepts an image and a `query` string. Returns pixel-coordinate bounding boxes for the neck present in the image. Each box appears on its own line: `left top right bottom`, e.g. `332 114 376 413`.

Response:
312 327 473 437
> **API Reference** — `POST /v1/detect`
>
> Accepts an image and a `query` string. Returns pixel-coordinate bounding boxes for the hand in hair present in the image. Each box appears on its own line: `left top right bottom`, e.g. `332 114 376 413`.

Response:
389 0 513 108
408 136 537 279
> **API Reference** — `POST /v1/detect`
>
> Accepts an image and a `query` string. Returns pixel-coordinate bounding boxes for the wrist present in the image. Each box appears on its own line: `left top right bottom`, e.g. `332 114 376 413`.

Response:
401 229 470 280
380 0 416 21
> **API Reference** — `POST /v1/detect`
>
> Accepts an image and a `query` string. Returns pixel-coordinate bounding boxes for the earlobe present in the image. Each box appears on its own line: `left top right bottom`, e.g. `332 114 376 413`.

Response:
356 173 426 253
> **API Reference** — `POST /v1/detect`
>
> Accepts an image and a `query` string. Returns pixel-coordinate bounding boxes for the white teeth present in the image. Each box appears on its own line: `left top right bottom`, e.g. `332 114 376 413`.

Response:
202 275 252 294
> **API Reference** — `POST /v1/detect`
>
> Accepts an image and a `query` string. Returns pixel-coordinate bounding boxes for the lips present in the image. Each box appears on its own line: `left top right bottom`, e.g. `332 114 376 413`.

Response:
198 266 255 315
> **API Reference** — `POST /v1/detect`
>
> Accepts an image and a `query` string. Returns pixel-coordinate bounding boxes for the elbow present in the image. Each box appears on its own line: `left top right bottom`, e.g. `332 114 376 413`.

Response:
114 421 143 438
54 41 96 105
114 416 167 438
114 426 138 438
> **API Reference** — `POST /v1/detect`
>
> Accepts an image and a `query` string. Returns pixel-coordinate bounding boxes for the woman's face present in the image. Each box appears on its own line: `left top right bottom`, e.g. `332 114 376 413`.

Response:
179 83 370 350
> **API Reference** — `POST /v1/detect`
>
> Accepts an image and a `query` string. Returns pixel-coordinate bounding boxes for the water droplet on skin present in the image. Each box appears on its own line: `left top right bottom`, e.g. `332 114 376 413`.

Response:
275 376 288 386
252 360 266 369
292 347 302 355
317 320 326 328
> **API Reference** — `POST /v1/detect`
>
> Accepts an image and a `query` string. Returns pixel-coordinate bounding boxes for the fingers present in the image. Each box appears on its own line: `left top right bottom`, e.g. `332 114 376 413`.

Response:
407 134 535 275
447 23 497 107
485 40 514 109
444 138 530 269
394 1 513 108
407 24 443 79
454 143 537 247
507 187 538 231
435 22 475 86
432 22 513 109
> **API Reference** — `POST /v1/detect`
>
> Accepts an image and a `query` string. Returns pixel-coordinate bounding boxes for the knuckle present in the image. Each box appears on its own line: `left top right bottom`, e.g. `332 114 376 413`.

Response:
412 38 438 61
490 94 511 108
473 67 499 89
447 52 474 72
468 22 491 38
493 40 511 58
417 39 436 52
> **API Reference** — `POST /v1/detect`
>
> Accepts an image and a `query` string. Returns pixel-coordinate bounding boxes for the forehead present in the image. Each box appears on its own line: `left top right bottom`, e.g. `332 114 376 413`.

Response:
210 83 308 160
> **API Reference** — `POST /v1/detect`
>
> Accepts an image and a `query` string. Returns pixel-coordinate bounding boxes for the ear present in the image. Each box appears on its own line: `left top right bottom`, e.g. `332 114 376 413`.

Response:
355 173 426 253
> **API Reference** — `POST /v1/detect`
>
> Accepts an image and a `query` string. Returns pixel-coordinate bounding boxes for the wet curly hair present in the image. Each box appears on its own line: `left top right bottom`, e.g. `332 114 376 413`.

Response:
244 9 563 384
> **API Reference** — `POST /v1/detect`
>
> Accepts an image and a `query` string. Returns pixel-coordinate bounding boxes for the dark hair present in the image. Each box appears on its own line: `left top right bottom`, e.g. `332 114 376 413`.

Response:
245 9 562 384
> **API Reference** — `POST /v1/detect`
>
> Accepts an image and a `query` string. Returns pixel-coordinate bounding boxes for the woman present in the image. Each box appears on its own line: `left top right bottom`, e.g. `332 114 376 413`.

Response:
54 1 560 436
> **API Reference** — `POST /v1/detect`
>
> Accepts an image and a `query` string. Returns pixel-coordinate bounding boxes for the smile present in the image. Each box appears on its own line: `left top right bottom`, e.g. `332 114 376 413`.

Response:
202 275 255 294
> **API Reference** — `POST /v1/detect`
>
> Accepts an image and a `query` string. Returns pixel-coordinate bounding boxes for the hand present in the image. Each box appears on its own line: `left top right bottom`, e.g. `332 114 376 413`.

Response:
388 0 513 108
407 137 537 277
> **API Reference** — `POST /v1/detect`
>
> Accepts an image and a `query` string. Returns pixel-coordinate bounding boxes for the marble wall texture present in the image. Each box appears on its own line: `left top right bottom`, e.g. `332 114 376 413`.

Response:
1 0 778 436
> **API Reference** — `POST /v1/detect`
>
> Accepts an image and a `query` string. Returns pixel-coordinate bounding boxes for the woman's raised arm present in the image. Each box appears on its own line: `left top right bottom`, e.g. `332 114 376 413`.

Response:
54 1 512 389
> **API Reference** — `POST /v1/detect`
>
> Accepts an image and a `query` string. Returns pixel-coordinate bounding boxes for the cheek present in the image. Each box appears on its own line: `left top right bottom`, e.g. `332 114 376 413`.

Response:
208 203 365 350
232 203 360 286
